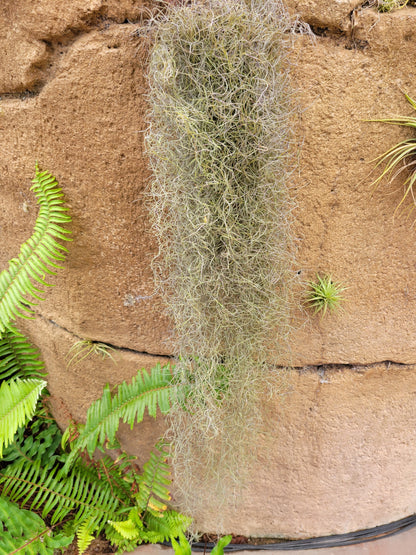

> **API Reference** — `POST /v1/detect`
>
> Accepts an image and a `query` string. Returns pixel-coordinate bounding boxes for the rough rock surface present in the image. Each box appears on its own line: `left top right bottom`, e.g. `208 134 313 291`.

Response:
0 20 172 356
0 0 153 94
285 0 364 32
188 363 416 537
21 316 168 469
290 7 416 366
2 0 416 539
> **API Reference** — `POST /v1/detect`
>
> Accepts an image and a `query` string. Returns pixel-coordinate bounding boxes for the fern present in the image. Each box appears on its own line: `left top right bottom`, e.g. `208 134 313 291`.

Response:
1 405 63 468
108 508 191 549
107 443 191 550
0 166 70 458
63 364 176 472
171 533 232 555
0 165 71 333
65 452 140 507
0 497 73 555
0 452 191 554
104 522 144 553
0 329 45 381
143 511 192 543
0 169 193 554
0 458 124 531
108 511 143 541
171 532 192 555
0 378 46 457
76 518 97 554
136 442 171 513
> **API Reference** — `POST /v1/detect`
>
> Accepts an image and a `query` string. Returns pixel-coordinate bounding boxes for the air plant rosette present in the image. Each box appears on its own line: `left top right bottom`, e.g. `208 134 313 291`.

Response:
369 92 416 219
306 274 346 318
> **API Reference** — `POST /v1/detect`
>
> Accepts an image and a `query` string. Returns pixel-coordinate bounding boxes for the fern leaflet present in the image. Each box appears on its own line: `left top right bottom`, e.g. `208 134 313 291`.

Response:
0 459 124 531
0 165 71 333
143 510 192 543
171 532 192 555
63 363 176 472
0 328 45 381
108 443 191 549
108 511 143 541
76 518 97 555
136 442 171 513
108 508 191 548
0 378 46 457
1 406 63 468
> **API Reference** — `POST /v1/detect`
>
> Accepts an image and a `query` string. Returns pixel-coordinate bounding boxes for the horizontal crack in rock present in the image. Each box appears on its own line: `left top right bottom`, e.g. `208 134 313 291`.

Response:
33 315 412 369
36 312 173 360
293 360 409 372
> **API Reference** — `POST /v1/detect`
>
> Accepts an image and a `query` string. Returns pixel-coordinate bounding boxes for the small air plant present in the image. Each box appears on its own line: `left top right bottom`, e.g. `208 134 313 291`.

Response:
369 93 416 218
66 339 115 368
306 274 346 317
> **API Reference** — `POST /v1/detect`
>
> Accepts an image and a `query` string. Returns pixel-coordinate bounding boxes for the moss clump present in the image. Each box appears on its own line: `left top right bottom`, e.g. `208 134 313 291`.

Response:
146 0 296 515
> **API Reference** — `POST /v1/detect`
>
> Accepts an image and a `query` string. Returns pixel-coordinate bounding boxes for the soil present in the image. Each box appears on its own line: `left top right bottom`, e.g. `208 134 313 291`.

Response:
63 537 116 555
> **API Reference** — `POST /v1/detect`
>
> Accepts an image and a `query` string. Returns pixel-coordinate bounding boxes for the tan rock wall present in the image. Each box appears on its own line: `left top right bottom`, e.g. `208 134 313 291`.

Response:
1 0 416 538
290 7 416 366
190 363 416 538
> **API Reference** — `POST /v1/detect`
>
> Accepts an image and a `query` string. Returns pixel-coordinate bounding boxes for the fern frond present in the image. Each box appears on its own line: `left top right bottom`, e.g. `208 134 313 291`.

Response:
144 510 192 543
0 328 45 380
108 506 191 548
0 378 46 457
108 500 191 548
0 497 73 555
136 442 171 513
63 364 176 472
1 408 62 467
104 521 144 553
108 511 142 541
0 165 71 333
0 458 124 531
76 518 97 555
67 453 139 507
171 532 192 555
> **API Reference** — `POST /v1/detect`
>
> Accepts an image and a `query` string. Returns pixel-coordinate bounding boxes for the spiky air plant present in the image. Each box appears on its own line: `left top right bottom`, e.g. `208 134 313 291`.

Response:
369 93 416 218
306 274 346 318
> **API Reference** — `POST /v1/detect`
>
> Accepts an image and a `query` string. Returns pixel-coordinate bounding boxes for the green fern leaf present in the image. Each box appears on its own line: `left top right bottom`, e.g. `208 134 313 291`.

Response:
63 364 176 472
0 165 71 333
0 497 73 555
136 442 172 513
0 458 123 531
70 453 138 505
108 513 142 540
0 378 46 457
108 514 165 547
144 510 192 543
171 532 192 555
0 328 45 381
1 408 63 468
108 504 191 547
104 522 144 552
76 518 97 555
